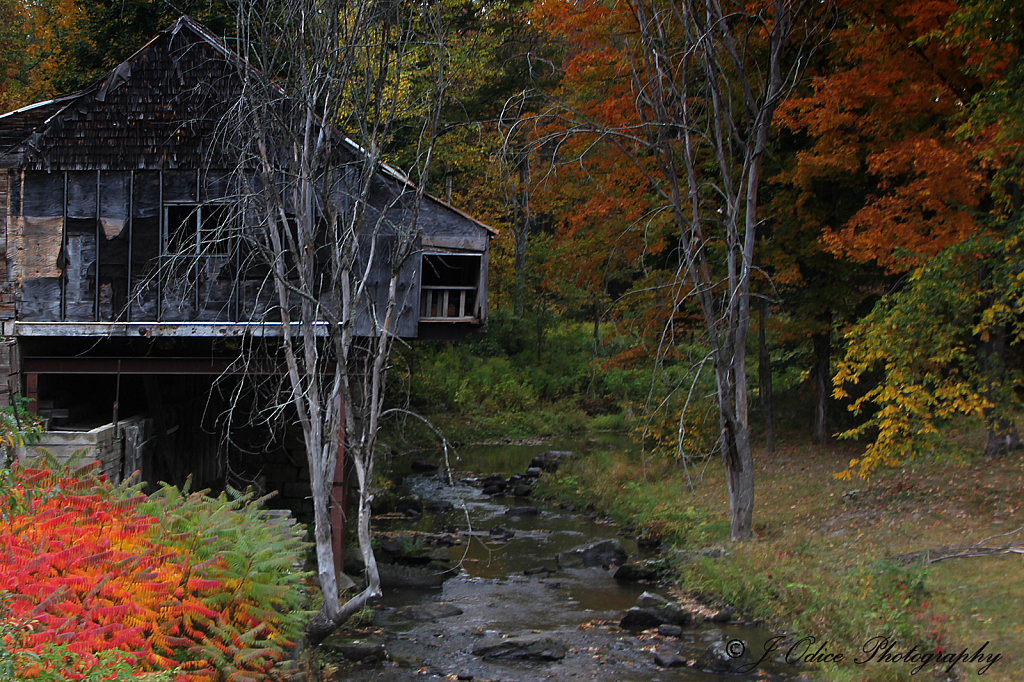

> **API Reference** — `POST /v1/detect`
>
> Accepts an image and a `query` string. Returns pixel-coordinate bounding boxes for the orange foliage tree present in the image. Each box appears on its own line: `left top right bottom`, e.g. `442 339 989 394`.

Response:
778 0 1024 469
518 0 833 540
777 0 997 271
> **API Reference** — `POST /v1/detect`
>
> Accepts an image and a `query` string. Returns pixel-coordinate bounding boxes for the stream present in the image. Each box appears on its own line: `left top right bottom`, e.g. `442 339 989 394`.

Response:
324 437 809 682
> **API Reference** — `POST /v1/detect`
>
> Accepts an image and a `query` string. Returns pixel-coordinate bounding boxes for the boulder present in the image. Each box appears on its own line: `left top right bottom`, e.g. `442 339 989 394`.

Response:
371 492 423 515
380 539 407 557
696 640 752 674
711 607 735 623
512 483 533 497
505 506 540 517
648 603 691 627
489 525 516 540
658 624 683 638
472 633 567 661
620 608 665 632
529 451 575 471
654 651 688 668
323 640 387 663
397 494 423 513
619 593 692 630
378 564 450 590
410 460 439 473
636 591 667 608
614 563 659 582
424 500 453 513
396 603 464 622
557 538 627 568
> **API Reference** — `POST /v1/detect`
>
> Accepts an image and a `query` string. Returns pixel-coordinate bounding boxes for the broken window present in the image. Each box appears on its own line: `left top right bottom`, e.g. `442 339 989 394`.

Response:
420 254 480 321
165 204 232 257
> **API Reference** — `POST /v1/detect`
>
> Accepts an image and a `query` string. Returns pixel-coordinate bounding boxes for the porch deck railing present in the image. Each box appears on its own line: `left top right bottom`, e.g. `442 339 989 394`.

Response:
420 286 477 322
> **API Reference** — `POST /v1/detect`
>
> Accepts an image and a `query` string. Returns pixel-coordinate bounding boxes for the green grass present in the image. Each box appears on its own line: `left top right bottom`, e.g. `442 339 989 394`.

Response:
537 436 1024 681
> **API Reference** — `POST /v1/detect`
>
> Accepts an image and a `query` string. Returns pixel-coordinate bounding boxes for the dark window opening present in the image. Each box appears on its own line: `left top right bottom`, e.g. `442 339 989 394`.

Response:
166 204 232 257
420 254 480 321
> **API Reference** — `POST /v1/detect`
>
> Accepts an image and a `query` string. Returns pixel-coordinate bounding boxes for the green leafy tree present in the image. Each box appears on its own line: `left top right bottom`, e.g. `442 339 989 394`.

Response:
834 225 1024 476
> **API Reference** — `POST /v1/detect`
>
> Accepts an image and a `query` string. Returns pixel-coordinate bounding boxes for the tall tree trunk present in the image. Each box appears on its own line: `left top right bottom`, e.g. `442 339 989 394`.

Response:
812 316 831 446
759 297 775 453
512 140 530 318
980 323 1020 459
720 399 754 541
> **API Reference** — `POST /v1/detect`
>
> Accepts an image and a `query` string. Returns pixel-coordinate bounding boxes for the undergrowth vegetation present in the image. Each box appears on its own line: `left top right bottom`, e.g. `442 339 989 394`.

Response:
537 441 1023 681
0 457 309 681
395 312 732 447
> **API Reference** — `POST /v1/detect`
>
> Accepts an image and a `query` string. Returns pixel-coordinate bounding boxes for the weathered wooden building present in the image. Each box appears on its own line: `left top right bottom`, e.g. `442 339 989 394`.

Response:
0 17 492 502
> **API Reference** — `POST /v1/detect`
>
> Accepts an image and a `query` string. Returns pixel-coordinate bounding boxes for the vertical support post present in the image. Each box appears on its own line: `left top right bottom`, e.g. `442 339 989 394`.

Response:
127 171 133 322
60 172 67 321
331 403 346 576
157 171 163 322
95 170 101 322
194 169 201 319
25 372 37 414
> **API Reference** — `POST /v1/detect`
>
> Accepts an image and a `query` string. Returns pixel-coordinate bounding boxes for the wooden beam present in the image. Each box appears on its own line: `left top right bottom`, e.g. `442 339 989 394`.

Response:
13 321 334 337
22 356 288 375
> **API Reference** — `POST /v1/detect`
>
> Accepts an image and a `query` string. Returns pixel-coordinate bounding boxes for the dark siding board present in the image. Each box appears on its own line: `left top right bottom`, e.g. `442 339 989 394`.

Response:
163 170 198 204
130 280 158 320
240 279 276 322
63 228 96 321
21 171 63 217
100 172 129 237
352 235 419 338
196 278 234 321
418 199 487 240
129 216 160 321
160 258 197 321
130 217 160 271
7 170 19 215
0 172 7 281
201 170 231 203
67 172 97 219
99 230 129 321
133 172 161 218
196 258 233 321
479 239 489 322
20 278 60 320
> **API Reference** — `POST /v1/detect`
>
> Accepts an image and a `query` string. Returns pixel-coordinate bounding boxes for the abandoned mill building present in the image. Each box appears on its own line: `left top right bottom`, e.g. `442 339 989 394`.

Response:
0 17 493 512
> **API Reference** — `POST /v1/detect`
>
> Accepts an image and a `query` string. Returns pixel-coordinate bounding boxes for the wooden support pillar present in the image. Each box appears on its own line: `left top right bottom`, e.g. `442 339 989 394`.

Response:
331 408 346 576
25 372 38 414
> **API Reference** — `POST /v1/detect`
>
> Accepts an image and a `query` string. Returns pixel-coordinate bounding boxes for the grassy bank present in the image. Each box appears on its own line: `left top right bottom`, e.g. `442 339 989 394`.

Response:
537 440 1023 681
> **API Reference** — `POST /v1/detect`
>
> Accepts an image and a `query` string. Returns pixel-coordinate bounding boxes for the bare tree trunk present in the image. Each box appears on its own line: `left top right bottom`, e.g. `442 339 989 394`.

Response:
513 140 530 318
813 315 831 446
759 297 775 453
228 0 448 646
981 323 1021 459
510 0 828 540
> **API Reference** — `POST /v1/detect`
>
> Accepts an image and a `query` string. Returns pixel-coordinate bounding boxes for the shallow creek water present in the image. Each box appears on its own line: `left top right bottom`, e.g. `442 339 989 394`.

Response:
329 437 805 682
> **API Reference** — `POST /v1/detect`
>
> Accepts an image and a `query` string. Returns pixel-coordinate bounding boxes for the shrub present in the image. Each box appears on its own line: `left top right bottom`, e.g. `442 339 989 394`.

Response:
0 457 309 681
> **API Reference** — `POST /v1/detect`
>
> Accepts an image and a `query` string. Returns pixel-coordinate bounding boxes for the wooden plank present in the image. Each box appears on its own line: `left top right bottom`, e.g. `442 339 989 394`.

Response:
420 233 487 251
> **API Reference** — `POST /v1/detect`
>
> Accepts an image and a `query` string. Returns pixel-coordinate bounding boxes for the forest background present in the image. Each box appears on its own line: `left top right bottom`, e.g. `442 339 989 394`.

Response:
0 0 1023 679
1 0 1021 473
